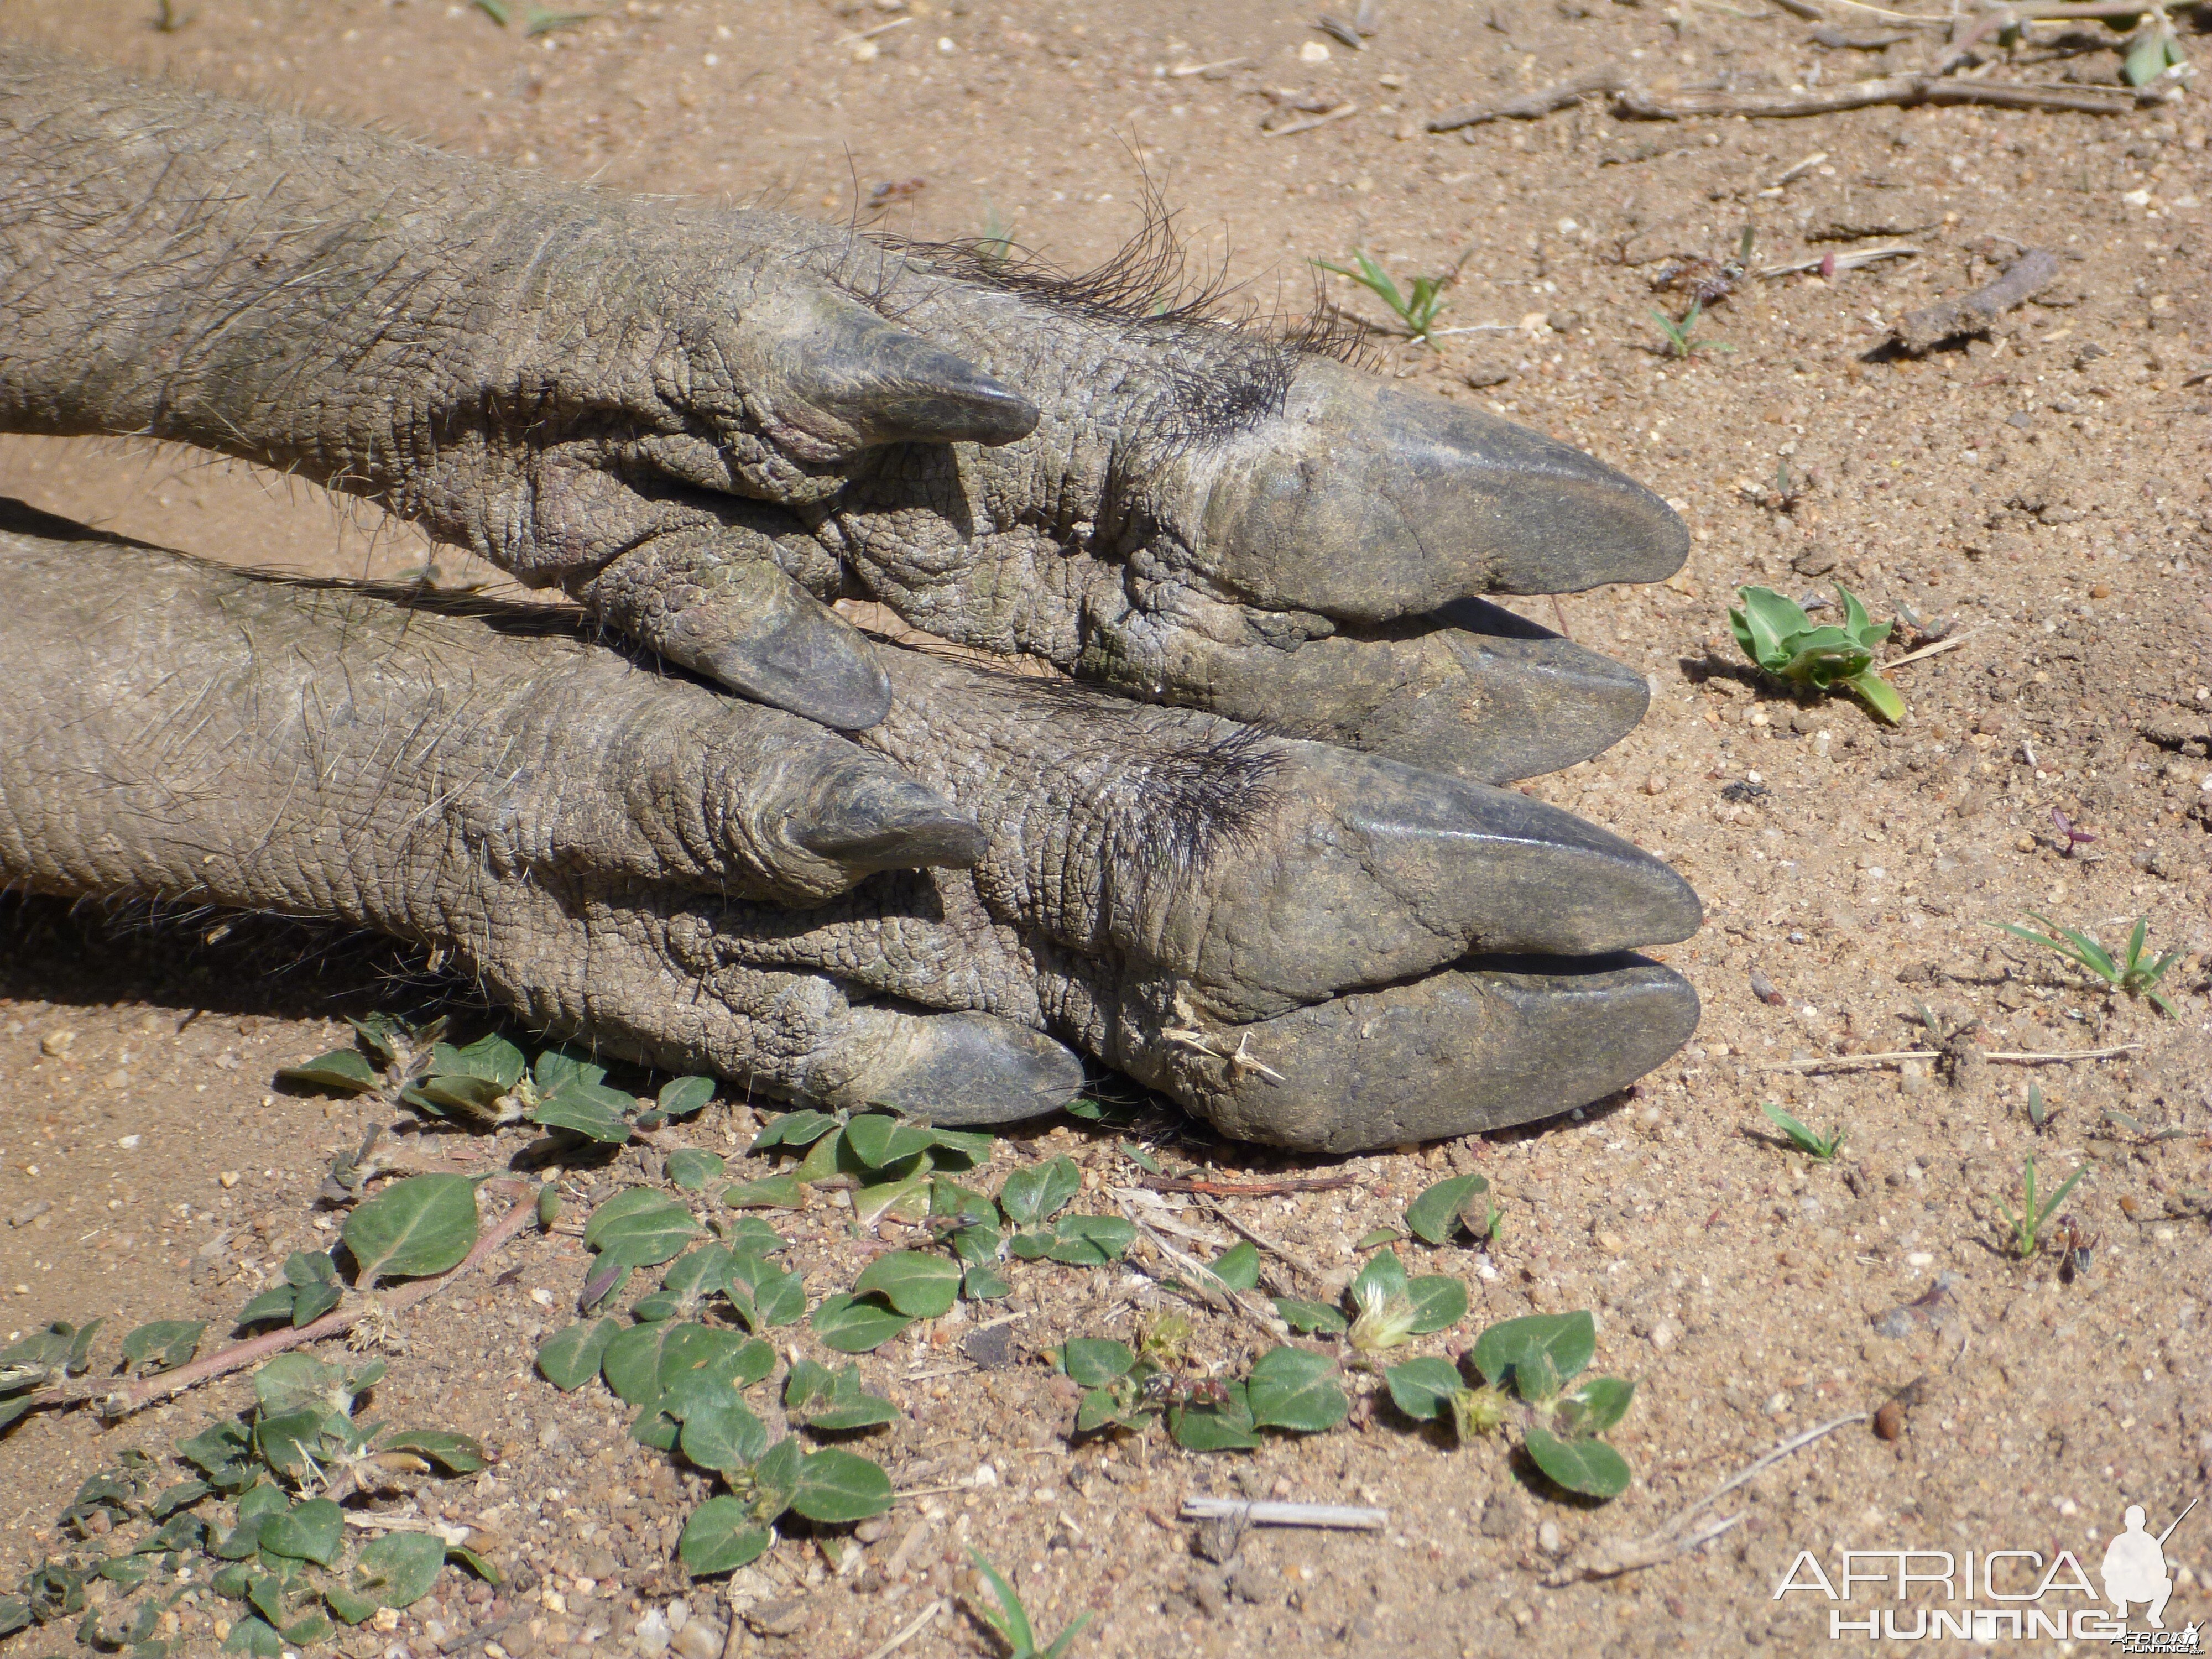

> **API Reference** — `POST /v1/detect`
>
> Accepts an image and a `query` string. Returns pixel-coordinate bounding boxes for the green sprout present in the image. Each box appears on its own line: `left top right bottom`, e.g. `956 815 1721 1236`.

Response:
1761 1102 1846 1160
1729 582 1905 724
1990 914 2184 1017
1995 1156 2087 1260
1649 298 1733 359
968 1548 1089 1659
1314 250 1450 346
2122 10 2188 86
2026 1082 2056 1133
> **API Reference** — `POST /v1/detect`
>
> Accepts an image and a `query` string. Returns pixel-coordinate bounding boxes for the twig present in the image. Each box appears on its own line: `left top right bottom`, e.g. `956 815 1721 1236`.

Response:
1895 249 2062 354
1115 1198 1289 1340
1986 1043 2142 1065
1761 1042 2141 1074
1884 622 1994 669
1757 244 1921 279
1618 72 2159 119
1263 102 1360 138
1194 1197 1334 1292
859 1599 945 1659
1141 1173 1356 1197
1546 1413 1867 1585
1170 56 1252 77
339 1512 474 1545
33 1179 538 1419
1430 69 1627 131
1181 1496 1386 1529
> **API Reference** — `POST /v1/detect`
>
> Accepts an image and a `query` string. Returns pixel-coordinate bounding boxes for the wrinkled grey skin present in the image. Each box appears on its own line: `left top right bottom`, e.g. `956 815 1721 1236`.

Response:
0 46 1705 1149
0 504 1697 1150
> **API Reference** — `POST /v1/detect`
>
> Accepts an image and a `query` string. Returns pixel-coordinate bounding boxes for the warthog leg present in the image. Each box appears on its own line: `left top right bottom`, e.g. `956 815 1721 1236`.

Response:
0 504 1696 1150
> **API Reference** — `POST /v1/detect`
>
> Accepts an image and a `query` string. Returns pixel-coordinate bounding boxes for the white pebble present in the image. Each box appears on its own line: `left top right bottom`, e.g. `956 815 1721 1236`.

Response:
1646 1318 1676 1352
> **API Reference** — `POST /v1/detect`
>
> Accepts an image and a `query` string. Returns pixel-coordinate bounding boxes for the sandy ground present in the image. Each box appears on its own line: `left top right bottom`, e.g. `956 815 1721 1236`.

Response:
2 2 2210 1656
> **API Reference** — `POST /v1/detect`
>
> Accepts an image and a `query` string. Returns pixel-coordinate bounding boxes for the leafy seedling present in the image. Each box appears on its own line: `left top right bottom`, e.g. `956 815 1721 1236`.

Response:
1650 298 1733 359
1437 1311 1635 1499
2123 11 2188 86
1760 1102 1845 1161
1990 914 2183 1016
1995 1156 2087 1261
1315 250 1451 346
967 1548 1091 1659
2026 1082 2057 1135
1729 582 1903 723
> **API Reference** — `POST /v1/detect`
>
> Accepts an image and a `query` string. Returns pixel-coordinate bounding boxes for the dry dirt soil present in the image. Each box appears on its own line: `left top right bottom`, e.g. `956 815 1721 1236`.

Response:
3 3 2212 1657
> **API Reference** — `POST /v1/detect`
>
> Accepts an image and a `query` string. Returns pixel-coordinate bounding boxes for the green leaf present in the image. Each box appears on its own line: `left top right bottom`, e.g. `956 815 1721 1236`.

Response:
1558 1376 1637 1437
750 1109 840 1152
275 1050 380 1094
584 1190 700 1269
149 1479 210 1520
1045 1214 1135 1266
343 1174 479 1287
721 1175 805 1211
212 1513 270 1560
432 1034 528 1088
679 1398 771 1474
726 1252 806 1331
789 1447 894 1523
324 1585 379 1625
2126 22 2178 85
1844 669 1906 724
1076 1384 1142 1434
998 1156 1081 1225
1384 1357 1465 1422
1406 1275 1470 1335
658 1076 716 1118
1524 1424 1631 1499
920 1126 994 1170
223 1615 283 1656
376 1430 487 1474
1061 1339 1136 1387
679 1498 774 1576
1405 1173 1492 1246
811 1293 914 1354
282 1611 334 1646
1353 1225 1405 1250
601 1321 681 1406
852 1251 961 1319
853 1172 932 1228
842 1114 941 1169
235 1286 298 1328
1244 1347 1348 1433
656 1324 775 1418
1470 1311 1597 1393
1167 1383 1259 1452
356 1530 446 1607
121 1319 206 1376
791 1127 850 1183
536 1318 618 1391
1351 1249 1410 1305
785 1361 898 1431
258 1497 342 1566
1272 1297 1349 1335
530 1091 632 1143
1209 1241 1261 1291
665 1150 726 1192
178 1421 255 1487
963 1262 1013 1301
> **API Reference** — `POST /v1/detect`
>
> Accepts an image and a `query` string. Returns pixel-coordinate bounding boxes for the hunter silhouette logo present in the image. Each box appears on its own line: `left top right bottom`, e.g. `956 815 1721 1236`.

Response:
2104 1499 2196 1631
1774 1493 2202 1645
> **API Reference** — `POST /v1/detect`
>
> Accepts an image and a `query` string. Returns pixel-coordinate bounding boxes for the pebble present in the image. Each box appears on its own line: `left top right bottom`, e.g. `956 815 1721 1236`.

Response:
1646 1318 1677 1352
40 1027 75 1057
1874 1400 1905 1441
1537 1520 1563 1555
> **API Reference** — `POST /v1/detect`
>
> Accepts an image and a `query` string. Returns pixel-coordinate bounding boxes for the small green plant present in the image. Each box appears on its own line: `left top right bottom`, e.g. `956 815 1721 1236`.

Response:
1995 1156 2088 1260
1729 582 1905 724
1990 914 2183 1016
1314 250 1451 346
2026 1082 2056 1134
2122 9 2188 85
1761 1102 1846 1160
977 201 1018 264
968 1548 1089 1659
1649 298 1733 359
1384 1311 1635 1499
